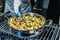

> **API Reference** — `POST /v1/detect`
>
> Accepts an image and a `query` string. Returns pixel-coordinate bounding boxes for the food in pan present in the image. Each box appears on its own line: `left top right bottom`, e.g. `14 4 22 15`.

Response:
8 13 45 31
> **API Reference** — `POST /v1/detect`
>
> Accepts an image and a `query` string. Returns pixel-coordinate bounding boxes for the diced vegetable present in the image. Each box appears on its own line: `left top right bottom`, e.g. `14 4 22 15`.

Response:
8 13 45 31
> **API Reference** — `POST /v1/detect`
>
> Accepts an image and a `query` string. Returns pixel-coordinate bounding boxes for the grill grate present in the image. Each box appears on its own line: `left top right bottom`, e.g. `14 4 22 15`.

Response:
0 20 59 40
0 13 60 40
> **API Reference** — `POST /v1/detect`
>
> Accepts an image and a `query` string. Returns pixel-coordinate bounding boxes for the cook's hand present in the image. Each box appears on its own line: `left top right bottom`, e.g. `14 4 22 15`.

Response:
17 11 22 17
14 0 22 14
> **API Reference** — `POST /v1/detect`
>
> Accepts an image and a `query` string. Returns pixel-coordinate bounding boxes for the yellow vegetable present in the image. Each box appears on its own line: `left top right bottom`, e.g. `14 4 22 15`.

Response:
8 13 45 31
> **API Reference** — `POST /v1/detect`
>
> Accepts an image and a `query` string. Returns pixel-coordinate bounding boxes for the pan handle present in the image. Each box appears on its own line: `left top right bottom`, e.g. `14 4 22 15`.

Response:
45 19 53 26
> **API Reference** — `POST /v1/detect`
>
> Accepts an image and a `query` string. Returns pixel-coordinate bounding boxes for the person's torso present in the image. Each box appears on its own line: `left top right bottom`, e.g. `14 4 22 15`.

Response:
6 0 31 13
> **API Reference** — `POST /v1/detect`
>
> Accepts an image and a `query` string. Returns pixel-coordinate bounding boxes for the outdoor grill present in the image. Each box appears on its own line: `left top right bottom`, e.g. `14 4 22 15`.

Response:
0 13 60 40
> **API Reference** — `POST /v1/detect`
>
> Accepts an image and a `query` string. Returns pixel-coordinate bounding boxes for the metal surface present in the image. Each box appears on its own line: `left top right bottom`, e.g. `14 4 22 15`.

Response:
59 16 60 25
0 13 60 40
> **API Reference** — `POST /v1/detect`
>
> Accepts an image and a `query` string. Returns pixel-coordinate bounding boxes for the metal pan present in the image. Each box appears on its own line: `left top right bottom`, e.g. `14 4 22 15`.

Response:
8 13 46 35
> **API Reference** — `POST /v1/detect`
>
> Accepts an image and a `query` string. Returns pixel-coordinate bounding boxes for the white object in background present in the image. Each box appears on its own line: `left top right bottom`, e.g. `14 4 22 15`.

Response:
14 0 22 14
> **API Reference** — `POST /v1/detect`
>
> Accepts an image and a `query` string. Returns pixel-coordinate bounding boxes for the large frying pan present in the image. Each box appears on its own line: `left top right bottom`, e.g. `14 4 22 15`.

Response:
8 13 46 35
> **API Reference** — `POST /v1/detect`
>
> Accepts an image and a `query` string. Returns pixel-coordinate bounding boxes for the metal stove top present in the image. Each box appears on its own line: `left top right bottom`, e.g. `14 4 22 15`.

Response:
0 13 60 40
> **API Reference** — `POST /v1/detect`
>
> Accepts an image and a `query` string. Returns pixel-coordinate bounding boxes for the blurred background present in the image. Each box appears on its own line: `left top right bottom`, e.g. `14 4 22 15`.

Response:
0 0 60 40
